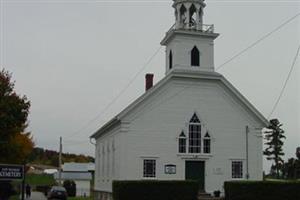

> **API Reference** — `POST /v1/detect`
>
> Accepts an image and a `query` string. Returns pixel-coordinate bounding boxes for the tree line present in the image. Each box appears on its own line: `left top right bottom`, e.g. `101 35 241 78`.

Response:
28 147 94 167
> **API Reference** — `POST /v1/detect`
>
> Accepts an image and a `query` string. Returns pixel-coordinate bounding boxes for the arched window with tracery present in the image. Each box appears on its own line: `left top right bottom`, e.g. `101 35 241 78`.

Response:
188 113 201 153
178 131 186 153
191 46 200 66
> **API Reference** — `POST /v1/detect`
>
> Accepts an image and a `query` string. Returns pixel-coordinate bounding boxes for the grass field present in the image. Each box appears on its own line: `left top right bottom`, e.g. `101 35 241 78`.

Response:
8 195 19 200
25 174 56 186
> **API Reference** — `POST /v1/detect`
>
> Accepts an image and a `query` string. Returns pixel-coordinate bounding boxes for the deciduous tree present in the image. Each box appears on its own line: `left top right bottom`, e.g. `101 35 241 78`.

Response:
0 69 33 164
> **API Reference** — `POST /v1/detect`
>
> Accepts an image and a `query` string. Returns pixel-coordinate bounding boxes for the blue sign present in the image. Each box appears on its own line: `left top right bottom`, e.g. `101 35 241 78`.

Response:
0 164 24 180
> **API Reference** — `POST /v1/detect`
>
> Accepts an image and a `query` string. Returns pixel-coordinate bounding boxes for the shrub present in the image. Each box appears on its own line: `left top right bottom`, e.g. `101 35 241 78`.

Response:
113 180 199 200
63 180 76 197
0 181 13 199
224 181 300 200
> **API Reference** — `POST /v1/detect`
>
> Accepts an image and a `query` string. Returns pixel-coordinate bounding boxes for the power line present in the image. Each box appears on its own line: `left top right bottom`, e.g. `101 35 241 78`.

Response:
65 46 162 139
268 44 300 119
216 12 300 71
64 12 300 139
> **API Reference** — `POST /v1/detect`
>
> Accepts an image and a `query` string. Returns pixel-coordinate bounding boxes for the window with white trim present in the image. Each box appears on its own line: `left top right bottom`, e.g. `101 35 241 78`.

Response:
143 159 156 178
232 161 243 179
178 131 186 153
188 113 201 153
203 132 211 154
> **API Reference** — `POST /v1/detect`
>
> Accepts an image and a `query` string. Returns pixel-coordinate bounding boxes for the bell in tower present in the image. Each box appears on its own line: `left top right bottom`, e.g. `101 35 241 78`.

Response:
161 0 219 74
174 0 205 30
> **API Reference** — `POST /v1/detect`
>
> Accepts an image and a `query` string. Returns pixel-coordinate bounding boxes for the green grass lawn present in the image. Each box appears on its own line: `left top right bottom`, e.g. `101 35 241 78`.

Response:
265 178 300 182
8 195 19 200
25 174 56 186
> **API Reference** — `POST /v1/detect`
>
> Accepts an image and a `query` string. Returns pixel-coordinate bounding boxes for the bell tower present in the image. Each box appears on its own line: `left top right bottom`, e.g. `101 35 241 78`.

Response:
161 0 219 74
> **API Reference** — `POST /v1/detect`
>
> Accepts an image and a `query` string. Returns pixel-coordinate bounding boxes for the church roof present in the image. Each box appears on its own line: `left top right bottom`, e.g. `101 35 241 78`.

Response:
91 69 268 139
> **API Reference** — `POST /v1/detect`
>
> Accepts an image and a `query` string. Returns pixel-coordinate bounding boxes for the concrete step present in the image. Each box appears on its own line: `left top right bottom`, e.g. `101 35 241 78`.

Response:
198 192 223 200
198 197 224 200
198 192 211 197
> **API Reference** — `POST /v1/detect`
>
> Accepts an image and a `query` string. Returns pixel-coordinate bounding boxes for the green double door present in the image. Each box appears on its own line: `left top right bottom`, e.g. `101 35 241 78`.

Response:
185 161 205 191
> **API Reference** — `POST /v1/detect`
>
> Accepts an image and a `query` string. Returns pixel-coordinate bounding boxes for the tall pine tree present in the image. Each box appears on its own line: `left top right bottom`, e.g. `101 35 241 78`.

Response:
264 119 285 178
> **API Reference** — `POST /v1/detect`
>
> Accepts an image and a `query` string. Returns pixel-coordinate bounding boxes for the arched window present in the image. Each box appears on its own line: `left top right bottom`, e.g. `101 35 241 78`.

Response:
189 4 197 27
189 113 201 153
203 132 211 154
169 50 173 69
191 46 200 66
180 5 187 25
178 131 186 153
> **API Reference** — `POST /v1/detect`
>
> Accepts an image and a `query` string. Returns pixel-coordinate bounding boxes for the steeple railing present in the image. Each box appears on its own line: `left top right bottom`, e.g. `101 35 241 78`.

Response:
166 23 214 35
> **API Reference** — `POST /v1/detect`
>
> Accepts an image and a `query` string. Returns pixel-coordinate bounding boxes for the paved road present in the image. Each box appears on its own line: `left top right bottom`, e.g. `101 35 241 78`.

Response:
26 192 47 200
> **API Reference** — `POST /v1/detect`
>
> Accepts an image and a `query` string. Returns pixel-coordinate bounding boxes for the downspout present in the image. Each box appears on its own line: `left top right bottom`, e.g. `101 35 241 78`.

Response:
246 126 249 179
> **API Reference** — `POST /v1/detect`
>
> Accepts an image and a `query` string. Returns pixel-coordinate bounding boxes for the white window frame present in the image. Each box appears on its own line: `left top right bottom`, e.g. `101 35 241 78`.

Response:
188 122 201 153
203 133 211 154
231 160 244 179
178 131 187 153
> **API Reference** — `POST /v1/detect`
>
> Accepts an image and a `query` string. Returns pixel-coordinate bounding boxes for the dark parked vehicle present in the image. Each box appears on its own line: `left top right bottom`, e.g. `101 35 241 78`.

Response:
47 186 68 200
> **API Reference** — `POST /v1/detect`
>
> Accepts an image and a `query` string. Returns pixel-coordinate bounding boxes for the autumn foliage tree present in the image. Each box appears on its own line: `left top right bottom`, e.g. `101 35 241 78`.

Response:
0 69 33 164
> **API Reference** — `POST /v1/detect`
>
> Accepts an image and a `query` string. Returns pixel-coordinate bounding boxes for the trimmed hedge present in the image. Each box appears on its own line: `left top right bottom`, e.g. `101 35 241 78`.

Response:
224 181 300 200
113 180 199 200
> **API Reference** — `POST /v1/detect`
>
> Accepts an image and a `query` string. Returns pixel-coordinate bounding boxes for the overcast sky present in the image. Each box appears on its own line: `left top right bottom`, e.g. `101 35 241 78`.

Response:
0 0 299 170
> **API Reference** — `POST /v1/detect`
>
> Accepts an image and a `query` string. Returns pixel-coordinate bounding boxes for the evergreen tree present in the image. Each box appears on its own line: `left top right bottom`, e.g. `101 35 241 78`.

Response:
264 119 285 178
296 147 300 160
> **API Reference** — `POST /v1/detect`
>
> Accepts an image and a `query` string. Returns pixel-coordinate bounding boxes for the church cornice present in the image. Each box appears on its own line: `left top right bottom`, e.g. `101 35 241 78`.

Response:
161 26 219 45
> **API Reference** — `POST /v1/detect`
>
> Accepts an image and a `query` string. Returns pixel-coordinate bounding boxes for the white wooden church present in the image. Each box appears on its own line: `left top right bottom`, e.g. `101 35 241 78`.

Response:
91 0 268 199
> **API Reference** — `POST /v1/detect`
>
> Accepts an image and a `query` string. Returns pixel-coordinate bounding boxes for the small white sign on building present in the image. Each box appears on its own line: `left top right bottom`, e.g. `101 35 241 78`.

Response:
165 164 176 174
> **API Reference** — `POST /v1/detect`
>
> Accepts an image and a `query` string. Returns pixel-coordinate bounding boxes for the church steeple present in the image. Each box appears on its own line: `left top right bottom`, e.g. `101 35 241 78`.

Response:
161 0 219 74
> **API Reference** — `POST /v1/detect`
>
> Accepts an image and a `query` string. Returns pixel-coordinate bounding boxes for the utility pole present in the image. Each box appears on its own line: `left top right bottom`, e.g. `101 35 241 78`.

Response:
58 136 62 186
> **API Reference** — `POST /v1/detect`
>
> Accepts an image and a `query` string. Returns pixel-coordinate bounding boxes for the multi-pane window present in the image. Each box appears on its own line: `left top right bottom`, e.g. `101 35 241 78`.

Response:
232 161 243 179
178 131 186 153
203 132 211 154
178 113 213 154
143 160 156 178
188 114 201 153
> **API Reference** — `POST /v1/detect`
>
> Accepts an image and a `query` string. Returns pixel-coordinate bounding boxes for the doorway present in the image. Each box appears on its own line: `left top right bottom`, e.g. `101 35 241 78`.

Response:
185 161 205 191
